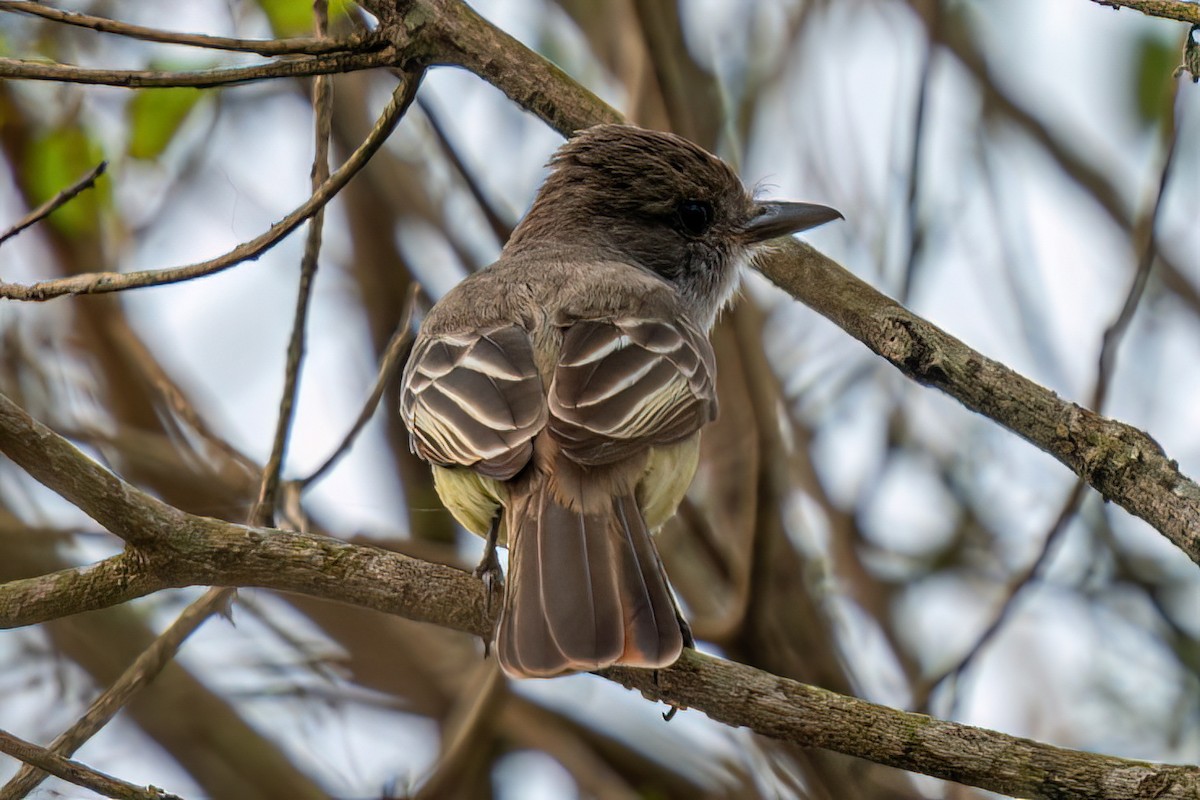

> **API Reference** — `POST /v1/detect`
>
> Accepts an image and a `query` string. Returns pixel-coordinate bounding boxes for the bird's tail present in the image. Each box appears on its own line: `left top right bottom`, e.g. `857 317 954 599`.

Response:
496 477 684 679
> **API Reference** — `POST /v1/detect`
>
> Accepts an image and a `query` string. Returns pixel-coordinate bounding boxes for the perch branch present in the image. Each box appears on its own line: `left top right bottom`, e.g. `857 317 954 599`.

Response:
0 390 1196 800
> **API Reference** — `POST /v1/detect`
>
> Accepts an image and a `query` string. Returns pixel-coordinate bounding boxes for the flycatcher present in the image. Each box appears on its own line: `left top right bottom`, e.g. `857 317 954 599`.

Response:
400 124 840 678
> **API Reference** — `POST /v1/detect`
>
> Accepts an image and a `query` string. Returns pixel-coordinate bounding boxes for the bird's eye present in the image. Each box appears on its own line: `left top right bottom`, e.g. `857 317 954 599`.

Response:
676 200 714 235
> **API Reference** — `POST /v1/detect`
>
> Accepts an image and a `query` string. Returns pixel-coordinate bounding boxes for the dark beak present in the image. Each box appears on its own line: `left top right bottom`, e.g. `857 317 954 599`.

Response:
743 201 843 243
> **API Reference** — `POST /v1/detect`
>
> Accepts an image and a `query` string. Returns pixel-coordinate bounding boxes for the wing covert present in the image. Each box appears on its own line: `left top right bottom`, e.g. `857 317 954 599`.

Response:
548 317 717 466
401 325 546 480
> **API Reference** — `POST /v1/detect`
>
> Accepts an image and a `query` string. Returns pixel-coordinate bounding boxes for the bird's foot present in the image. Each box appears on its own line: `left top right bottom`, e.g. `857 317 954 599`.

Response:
474 515 504 617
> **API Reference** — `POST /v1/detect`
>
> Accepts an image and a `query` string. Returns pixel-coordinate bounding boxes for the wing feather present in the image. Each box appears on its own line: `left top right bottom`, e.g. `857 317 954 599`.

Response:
401 325 546 479
549 317 716 465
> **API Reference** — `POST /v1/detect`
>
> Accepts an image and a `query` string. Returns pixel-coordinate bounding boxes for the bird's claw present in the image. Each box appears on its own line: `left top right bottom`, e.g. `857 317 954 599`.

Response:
474 515 504 617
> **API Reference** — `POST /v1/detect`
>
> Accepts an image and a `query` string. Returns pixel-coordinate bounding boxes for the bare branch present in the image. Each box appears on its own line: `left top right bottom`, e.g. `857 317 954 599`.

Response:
253 4 337 526
0 161 106 246
0 73 422 302
0 1 382 56
1094 91 1181 410
757 238 1200 566
409 0 1200 573
300 284 420 489
0 588 232 799
0 552 168 629
1090 0 1200 23
0 398 190 546
0 388 1197 800
412 0 622 136
0 729 181 800
603 649 1200 800
0 50 395 89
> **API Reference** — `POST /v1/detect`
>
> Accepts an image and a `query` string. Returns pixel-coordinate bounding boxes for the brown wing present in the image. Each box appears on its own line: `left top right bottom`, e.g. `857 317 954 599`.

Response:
548 317 717 466
400 324 546 480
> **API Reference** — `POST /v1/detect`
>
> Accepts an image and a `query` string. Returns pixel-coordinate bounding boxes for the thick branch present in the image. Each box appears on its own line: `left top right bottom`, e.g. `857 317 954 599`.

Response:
754 239 1200 565
0 393 189 545
0 391 1197 799
605 650 1198 800
398 0 622 134
1091 0 1200 23
407 0 1200 568
0 553 167 626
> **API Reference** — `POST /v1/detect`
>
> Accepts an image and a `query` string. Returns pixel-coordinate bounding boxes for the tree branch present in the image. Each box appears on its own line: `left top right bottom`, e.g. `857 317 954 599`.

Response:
0 51 395 88
412 0 622 133
0 161 106 246
0 73 421 301
0 588 231 799
604 650 1200 800
0 389 1197 799
394 0 1200 569
0 1 383 56
756 238 1200 565
1090 0 1200 23
0 729 181 800
0 389 488 633
253 5 336 526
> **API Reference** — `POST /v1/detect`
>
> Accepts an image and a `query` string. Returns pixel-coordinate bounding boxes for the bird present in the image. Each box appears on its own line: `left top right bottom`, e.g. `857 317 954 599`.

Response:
400 124 841 678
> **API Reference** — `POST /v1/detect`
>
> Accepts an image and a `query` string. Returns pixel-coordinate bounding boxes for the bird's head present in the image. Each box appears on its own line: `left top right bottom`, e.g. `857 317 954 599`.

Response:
506 124 841 327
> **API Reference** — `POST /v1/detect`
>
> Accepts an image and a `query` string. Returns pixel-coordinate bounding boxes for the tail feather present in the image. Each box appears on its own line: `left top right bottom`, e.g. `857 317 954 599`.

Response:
497 480 683 678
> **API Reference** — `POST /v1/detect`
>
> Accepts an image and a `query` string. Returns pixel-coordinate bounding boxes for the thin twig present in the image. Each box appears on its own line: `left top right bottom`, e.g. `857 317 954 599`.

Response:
253 1 336 526
0 161 106 246
897 5 936 302
300 284 420 489
930 9 1200 320
1093 91 1181 411
0 50 394 89
0 1 382 56
418 98 512 243
0 73 422 302
0 588 232 799
102 323 260 478
916 83 1183 714
915 478 1089 712
0 729 181 800
415 662 507 800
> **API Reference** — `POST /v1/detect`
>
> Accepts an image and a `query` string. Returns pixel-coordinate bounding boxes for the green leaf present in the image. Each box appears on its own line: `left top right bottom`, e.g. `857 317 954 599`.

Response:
23 126 109 238
127 86 206 160
257 0 352 38
258 0 312 37
1129 33 1175 130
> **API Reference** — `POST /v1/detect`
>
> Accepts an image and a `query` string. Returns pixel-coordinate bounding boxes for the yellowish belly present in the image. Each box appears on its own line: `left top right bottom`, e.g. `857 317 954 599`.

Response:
430 436 701 541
